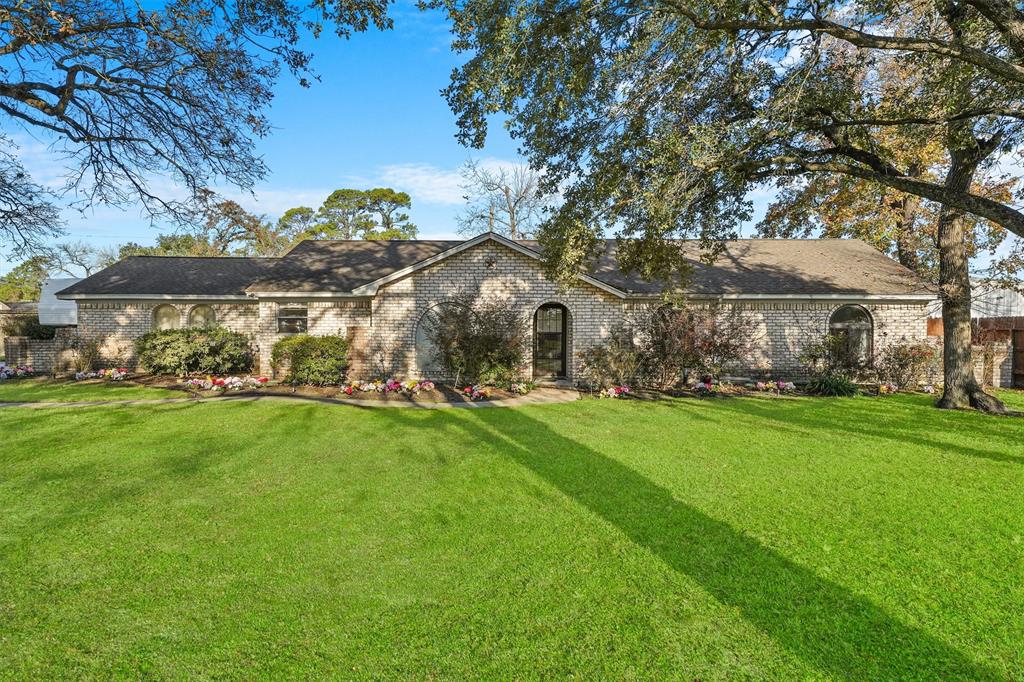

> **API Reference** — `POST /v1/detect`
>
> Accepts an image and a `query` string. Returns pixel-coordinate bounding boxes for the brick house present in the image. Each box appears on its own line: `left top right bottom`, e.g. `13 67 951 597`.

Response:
55 233 936 381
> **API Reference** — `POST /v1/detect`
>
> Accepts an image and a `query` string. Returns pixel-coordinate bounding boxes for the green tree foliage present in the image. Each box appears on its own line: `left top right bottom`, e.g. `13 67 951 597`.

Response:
430 0 1024 412
0 257 50 301
282 188 418 241
0 0 394 256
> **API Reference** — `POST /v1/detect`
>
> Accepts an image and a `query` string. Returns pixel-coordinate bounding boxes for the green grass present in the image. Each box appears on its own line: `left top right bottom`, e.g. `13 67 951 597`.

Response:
0 377 178 402
1 393 1022 679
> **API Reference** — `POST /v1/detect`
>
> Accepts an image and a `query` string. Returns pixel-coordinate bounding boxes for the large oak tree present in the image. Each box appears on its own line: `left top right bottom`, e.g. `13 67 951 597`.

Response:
431 0 1024 412
0 0 393 254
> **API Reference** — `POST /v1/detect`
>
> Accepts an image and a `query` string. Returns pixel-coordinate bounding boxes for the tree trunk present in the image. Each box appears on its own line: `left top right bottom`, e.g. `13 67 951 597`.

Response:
936 148 1007 413
894 194 922 274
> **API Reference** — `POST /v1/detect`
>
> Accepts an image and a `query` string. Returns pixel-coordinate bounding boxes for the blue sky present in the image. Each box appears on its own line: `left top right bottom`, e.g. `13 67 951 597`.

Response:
1 2 549 274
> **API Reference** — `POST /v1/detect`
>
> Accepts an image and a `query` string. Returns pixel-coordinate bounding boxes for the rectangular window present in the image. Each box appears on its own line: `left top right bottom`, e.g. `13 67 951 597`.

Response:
277 306 308 333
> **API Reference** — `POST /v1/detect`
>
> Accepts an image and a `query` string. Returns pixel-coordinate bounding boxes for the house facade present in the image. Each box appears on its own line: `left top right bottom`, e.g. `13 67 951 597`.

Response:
55 233 937 381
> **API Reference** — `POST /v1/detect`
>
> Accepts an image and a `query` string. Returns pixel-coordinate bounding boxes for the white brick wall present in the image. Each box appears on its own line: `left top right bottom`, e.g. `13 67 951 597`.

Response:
70 241 935 382
367 241 622 380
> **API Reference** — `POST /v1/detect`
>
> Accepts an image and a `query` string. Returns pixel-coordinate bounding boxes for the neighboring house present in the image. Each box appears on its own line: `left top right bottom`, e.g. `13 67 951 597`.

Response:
927 281 1024 387
56 233 936 380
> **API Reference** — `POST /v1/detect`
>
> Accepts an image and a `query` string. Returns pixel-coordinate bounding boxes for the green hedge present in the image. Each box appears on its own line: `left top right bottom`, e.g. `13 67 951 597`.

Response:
1 314 57 340
271 334 349 385
134 327 254 376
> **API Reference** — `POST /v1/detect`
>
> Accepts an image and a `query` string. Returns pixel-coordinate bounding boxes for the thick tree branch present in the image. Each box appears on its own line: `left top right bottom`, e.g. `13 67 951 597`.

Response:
661 0 1024 85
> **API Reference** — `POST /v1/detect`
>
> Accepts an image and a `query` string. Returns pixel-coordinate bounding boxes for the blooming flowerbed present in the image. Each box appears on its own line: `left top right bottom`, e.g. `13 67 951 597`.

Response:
75 368 130 382
0 363 33 380
463 384 491 401
753 380 797 393
183 375 269 392
342 379 436 396
600 385 631 399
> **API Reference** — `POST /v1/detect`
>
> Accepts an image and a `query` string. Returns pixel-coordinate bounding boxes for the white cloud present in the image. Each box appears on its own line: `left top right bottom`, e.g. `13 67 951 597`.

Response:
375 162 465 204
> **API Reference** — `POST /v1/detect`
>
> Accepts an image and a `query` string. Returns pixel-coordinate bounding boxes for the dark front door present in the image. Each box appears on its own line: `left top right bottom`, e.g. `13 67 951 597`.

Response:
1014 330 1024 388
534 304 567 379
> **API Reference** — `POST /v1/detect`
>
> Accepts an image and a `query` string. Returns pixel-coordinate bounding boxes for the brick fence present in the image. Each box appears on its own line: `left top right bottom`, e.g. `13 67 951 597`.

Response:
3 328 78 374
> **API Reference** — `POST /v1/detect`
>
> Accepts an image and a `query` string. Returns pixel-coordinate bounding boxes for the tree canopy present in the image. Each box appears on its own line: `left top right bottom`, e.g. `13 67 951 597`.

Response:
433 0 1024 280
431 0 1024 411
281 188 418 241
0 0 394 256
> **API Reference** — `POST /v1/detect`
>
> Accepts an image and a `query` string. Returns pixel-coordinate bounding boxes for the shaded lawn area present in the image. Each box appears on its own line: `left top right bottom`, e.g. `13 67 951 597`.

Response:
0 393 1022 678
0 377 178 402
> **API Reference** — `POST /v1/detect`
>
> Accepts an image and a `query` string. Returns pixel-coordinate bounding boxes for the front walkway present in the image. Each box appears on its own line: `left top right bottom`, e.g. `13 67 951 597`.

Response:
0 387 580 410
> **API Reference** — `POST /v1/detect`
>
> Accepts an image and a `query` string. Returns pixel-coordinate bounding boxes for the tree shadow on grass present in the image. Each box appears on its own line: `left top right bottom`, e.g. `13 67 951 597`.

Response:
421 406 1002 679
709 395 1024 467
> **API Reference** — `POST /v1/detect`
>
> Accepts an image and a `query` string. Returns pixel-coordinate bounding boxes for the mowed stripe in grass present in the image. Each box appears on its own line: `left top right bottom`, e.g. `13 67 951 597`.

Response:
0 393 1021 679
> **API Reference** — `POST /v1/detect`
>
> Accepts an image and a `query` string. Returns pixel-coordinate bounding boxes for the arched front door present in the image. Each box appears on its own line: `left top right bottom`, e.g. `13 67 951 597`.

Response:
534 303 567 379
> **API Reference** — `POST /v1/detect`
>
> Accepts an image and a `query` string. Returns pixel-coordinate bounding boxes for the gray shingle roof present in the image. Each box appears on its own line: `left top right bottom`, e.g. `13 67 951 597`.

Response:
57 256 276 297
248 240 461 292
562 239 935 296
57 237 934 299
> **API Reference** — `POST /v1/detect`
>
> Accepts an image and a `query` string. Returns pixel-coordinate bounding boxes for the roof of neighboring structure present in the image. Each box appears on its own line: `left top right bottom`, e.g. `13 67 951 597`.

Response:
0 301 39 314
57 256 277 298
57 235 936 300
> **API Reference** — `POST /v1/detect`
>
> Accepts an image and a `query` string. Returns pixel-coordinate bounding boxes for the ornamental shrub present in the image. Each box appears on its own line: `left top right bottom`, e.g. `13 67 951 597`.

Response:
271 334 349 385
135 326 254 376
806 373 860 397
577 325 643 388
1 314 57 340
422 297 528 385
638 302 758 386
873 339 939 389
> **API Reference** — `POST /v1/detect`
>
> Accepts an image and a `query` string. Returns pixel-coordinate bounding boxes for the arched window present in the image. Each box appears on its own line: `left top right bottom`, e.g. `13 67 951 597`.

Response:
829 305 873 365
152 304 181 331
188 305 216 328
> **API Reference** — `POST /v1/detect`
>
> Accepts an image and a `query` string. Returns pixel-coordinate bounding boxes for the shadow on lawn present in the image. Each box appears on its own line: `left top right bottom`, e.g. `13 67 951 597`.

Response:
709 395 1024 467
410 405 1000 679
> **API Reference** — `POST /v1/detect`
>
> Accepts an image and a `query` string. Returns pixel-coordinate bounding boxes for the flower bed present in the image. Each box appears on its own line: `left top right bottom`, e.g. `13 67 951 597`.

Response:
0 363 34 380
600 385 631 399
342 379 435 396
74 368 130 382
183 375 269 392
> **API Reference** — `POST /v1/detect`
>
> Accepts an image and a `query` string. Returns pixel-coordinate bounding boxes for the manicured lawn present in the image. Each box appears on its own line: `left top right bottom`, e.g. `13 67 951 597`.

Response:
1 393 1022 678
0 377 179 402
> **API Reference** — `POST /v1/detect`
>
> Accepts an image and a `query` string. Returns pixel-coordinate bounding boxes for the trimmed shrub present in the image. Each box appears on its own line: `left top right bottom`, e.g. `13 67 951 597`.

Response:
1 314 57 340
135 327 254 376
271 334 349 385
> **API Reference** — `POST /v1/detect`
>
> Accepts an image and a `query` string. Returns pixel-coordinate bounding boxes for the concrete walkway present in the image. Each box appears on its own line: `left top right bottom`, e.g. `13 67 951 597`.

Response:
0 387 581 411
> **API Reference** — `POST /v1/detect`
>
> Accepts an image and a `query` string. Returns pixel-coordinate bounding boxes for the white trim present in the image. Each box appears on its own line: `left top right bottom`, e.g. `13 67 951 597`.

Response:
245 291 367 299
57 293 251 301
623 293 937 302
348 232 629 298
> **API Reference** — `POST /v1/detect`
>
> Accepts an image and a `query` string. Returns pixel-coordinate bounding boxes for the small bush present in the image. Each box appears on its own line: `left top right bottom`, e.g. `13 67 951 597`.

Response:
578 325 642 388
2 314 57 340
135 327 254 376
807 374 860 397
271 334 349 385
873 339 939 389
70 336 102 373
